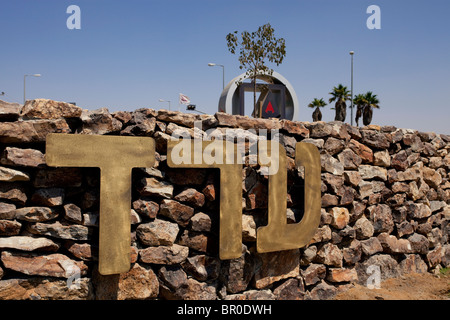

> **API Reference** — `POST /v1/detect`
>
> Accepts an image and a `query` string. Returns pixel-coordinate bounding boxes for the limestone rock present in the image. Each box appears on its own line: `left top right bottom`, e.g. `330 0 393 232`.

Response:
21 99 82 119
0 166 30 182
178 230 211 253
31 188 64 207
326 268 358 283
343 171 362 187
1 147 46 168
408 233 429 254
190 212 212 232
321 154 344 175
182 255 220 282
27 221 90 240
158 265 188 295
252 249 300 289
358 180 385 199
139 244 189 265
136 219 179 246
0 202 16 214
63 203 82 223
373 150 391 167
337 148 362 170
0 236 59 252
348 139 373 163
343 239 362 265
80 108 122 135
178 278 217 300
391 150 409 171
220 245 254 294
121 117 156 136
0 100 21 120
354 216 374 240
280 119 309 137
422 167 442 189
273 278 305 300
132 199 159 219
360 237 383 256
302 263 326 286
406 202 431 219
321 194 338 207
396 221 415 237
309 121 349 140
174 188 205 208
302 138 324 149
0 184 27 205
315 243 343 267
358 165 387 181
0 206 58 222
310 225 332 244
360 130 390 149
329 207 350 229
0 219 21 236
307 280 338 300
246 180 268 209
159 199 195 227
226 289 276 300
1 251 87 278
139 177 174 199
158 109 200 128
399 254 428 274
426 246 444 268
324 137 345 155
0 119 70 144
0 277 94 300
367 204 394 233
94 263 159 300
65 242 95 261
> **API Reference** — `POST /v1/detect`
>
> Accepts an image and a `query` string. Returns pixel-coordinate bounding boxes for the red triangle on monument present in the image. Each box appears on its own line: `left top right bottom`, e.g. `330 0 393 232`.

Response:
265 101 275 113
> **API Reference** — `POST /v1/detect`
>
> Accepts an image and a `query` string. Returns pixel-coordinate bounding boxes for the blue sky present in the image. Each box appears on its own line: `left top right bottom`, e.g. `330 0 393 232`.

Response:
1 0 449 134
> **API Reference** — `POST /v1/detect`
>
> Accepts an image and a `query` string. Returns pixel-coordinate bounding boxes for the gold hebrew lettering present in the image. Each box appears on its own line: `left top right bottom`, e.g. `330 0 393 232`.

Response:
256 142 321 252
46 134 155 275
167 140 242 260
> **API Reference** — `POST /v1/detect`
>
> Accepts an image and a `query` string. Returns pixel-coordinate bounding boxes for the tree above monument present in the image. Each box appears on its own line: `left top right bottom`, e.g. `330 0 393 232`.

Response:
226 23 286 117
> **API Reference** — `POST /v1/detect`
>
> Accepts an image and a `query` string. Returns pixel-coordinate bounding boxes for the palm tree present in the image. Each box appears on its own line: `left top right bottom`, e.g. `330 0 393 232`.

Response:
329 84 350 122
353 94 367 127
362 91 380 126
308 98 327 122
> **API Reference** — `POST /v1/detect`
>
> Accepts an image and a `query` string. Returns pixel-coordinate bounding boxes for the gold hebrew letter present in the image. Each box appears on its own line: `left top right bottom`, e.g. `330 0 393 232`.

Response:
46 134 155 275
167 139 242 260
256 142 321 252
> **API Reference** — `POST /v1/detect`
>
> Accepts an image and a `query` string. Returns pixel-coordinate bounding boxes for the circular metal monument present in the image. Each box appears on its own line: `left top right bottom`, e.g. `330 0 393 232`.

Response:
218 71 299 121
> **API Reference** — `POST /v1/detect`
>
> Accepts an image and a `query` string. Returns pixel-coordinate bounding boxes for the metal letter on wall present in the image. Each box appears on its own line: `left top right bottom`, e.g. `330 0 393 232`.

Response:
257 142 321 252
167 140 243 260
46 134 155 275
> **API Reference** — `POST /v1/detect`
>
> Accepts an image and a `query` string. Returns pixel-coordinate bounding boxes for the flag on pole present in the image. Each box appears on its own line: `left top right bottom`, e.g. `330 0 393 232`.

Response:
179 93 190 105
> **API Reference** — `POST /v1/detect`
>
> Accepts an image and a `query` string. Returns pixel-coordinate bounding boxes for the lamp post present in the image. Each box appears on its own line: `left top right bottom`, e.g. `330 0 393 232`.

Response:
24 74 41 104
159 99 171 111
208 63 225 90
349 51 354 126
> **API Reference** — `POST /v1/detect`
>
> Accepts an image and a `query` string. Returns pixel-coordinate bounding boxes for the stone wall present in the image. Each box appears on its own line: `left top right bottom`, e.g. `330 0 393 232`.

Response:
0 98 449 300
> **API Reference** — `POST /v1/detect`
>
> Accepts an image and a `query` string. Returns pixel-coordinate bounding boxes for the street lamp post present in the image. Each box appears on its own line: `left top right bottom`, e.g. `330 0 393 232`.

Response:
159 99 171 111
349 51 354 126
208 63 225 90
24 74 41 105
